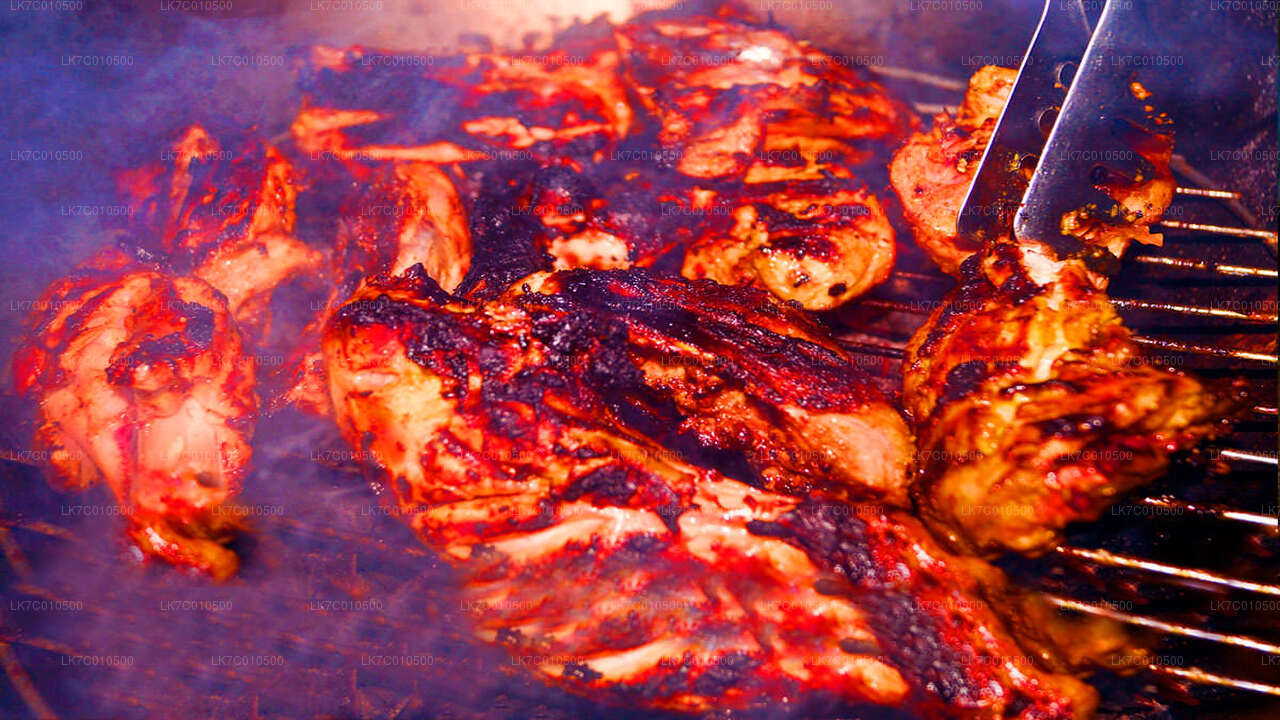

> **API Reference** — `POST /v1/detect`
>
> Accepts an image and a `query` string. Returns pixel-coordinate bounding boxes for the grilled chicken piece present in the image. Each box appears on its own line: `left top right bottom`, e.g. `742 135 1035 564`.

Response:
616 15 914 179
514 162 688 272
12 250 257 579
903 240 1224 555
478 158 896 310
323 268 1105 717
890 66 1174 276
505 270 913 505
888 66 1015 275
681 180 895 309
1057 124 1174 263
119 125 325 342
275 157 475 414
325 160 473 291
292 42 632 163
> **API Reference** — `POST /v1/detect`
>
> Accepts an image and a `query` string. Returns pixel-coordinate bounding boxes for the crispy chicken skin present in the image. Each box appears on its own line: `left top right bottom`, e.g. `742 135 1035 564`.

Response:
12 250 257 579
903 240 1223 555
323 268 1102 717
615 14 915 179
505 270 913 505
681 180 895 310
890 66 1174 276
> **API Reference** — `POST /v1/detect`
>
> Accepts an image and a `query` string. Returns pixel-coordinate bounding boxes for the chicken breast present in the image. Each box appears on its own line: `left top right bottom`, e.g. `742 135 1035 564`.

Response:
888 66 1015 275
616 15 915 179
681 181 896 310
322 267 1106 718
902 240 1224 555
506 269 913 505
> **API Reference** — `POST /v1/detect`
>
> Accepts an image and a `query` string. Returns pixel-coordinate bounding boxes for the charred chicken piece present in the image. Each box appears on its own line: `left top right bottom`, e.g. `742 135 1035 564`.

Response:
292 40 632 163
903 240 1224 555
274 157 475 414
615 14 915 179
119 125 325 342
12 250 257 579
888 66 1015 275
323 269 1105 718
326 160 473 292
506 270 913 506
474 158 897 310
890 66 1174 276
512 161 689 272
680 179 896 310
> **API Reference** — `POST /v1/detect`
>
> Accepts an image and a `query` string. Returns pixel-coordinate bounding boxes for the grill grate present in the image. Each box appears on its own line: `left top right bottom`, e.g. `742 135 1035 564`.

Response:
832 176 1279 702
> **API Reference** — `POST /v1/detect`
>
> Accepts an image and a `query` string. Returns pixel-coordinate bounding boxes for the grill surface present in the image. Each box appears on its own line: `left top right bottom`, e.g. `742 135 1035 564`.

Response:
0 2 1275 719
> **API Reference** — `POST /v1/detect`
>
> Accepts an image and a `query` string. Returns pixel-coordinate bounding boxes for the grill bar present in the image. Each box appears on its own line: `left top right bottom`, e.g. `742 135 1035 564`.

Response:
1150 666 1280 699
0 641 60 720
860 296 1278 324
1157 219 1280 244
1046 596 1280 654
1214 448 1279 467
1130 336 1276 365
1109 298 1277 324
1139 496 1278 528
1056 546 1280 596
865 65 966 91
855 298 1276 359
1174 187 1242 200
1129 254 1278 279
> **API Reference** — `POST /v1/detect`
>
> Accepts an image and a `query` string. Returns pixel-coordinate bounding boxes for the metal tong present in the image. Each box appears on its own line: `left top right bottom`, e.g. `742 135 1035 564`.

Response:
957 0 1176 268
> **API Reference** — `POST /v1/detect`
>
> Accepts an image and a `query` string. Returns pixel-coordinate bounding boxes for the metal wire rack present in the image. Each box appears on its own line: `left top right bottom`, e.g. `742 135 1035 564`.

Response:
840 69 1278 703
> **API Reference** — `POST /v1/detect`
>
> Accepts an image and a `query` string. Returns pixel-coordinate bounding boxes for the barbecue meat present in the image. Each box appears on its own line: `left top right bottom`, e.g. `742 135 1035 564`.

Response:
513 161 687 272
323 268 1105 717
119 125 325 342
888 66 1014 275
890 66 1175 276
289 14 914 309
505 270 913 505
324 160 473 291
616 15 915 179
681 180 896 310
501 158 897 309
902 240 1224 555
292 40 632 163
12 250 257 579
